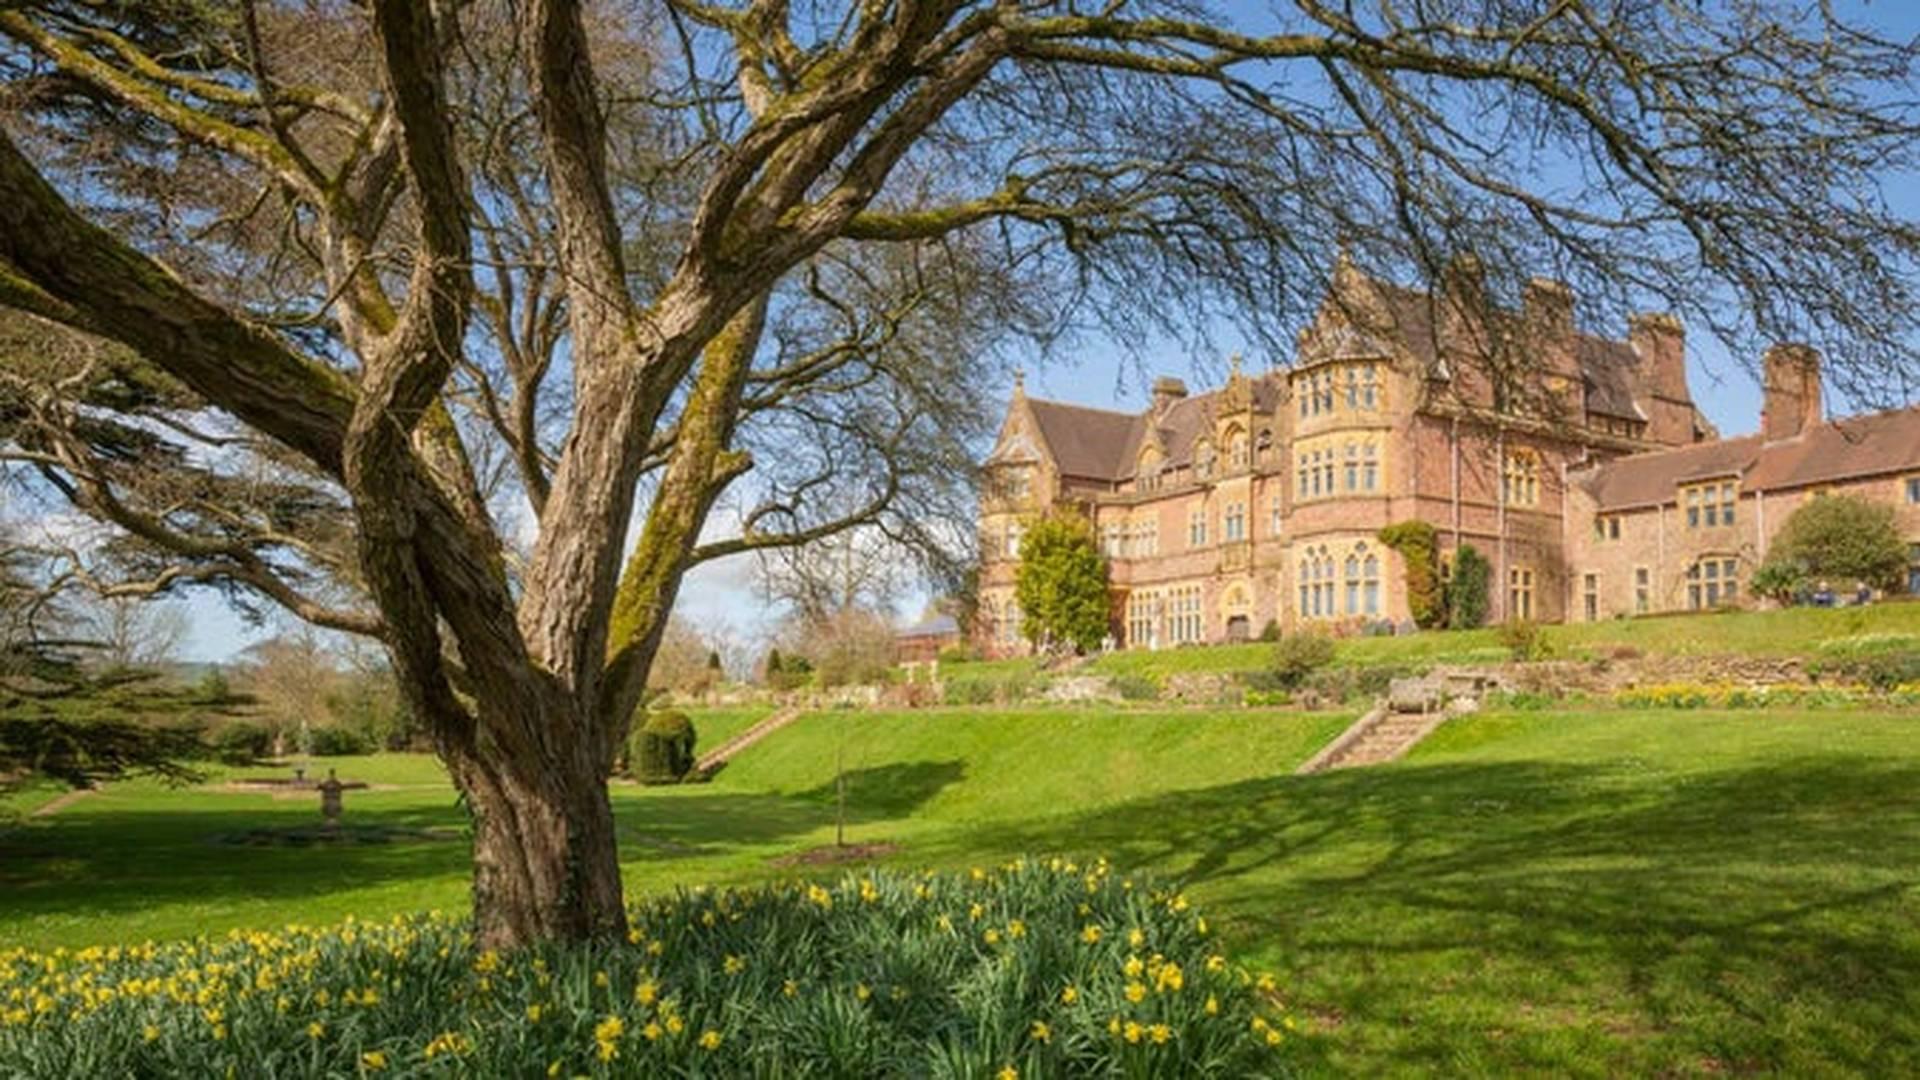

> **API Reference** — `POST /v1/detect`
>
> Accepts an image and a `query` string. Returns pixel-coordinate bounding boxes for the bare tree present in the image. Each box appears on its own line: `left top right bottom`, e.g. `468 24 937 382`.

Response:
73 595 188 671
2 1 1919 946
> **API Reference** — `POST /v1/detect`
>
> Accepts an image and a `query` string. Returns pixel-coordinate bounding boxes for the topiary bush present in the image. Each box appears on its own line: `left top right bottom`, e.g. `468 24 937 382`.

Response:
632 710 699 785
0 862 1299 1078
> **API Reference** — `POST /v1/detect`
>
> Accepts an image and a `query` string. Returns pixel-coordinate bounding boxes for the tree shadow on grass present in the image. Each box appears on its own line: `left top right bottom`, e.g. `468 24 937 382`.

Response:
918 753 1920 1076
617 761 966 857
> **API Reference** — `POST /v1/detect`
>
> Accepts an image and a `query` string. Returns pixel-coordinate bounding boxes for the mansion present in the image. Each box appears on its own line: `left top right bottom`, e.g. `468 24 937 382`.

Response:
974 257 1920 653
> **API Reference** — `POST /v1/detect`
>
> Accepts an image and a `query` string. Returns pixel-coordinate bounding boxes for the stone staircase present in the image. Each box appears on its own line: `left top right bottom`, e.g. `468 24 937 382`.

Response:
1297 673 1476 774
693 706 804 778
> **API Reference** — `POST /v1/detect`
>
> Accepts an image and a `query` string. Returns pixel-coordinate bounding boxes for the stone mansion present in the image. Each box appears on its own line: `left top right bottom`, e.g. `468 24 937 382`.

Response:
974 258 1920 654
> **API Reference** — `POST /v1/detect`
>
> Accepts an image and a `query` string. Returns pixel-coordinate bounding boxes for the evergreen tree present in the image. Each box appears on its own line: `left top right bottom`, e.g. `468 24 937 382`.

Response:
1013 513 1110 654
1448 545 1492 629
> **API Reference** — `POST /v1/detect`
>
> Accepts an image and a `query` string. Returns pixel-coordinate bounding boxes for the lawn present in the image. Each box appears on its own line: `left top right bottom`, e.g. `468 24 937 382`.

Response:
5 699 1920 1075
1067 600 1920 681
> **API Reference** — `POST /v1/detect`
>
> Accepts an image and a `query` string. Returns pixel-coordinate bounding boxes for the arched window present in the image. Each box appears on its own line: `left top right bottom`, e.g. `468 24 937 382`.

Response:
1227 428 1249 470
1345 553 1361 613
1363 553 1380 615
1298 559 1311 616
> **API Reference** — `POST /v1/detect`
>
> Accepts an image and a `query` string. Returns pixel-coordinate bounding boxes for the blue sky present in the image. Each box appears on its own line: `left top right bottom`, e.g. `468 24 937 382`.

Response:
171 0 1920 662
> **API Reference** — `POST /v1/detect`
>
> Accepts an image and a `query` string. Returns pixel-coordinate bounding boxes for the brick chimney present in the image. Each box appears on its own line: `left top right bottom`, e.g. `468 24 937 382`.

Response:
1628 312 1693 445
1150 375 1188 415
1524 277 1581 418
1761 344 1822 442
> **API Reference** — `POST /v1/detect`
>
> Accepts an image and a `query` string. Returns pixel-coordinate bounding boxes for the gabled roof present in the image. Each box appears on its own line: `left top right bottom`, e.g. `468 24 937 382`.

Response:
1581 404 1920 510
1582 435 1762 510
1024 398 1142 480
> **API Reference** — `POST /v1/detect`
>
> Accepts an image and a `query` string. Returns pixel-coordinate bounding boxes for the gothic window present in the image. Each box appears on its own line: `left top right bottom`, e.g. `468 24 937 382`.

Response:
1362 552 1380 614
1503 449 1540 507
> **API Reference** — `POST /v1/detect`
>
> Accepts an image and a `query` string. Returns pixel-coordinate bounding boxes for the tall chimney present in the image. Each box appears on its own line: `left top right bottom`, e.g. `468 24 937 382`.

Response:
1524 277 1581 418
1761 344 1822 442
1150 375 1188 415
1629 312 1693 445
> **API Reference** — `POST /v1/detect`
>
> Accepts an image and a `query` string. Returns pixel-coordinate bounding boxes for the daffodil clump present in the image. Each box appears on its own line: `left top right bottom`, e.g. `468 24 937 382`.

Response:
0 858 1297 1076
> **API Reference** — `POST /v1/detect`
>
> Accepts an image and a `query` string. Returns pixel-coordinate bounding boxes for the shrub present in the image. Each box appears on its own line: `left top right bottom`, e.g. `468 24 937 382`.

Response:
1268 633 1335 689
936 643 978 664
1110 674 1161 701
208 720 271 765
632 710 699 784
1754 493 1907 600
1498 620 1551 662
1243 689 1291 707
1447 545 1492 629
1256 619 1282 643
307 725 374 757
0 862 1296 1078
1378 520 1443 628
1812 648 1920 691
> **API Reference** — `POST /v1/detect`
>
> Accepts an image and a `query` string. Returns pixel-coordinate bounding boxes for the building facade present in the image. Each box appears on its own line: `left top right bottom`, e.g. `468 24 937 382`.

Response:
973 258 1916 653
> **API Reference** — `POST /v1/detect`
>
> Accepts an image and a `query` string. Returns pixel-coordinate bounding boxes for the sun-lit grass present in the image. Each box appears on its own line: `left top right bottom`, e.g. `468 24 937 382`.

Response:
1063 601 1920 682
6 690 1920 1074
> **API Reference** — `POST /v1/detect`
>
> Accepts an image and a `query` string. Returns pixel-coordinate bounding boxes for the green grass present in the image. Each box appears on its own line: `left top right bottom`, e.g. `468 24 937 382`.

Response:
680 704 776 750
1068 600 1920 682
5 696 1920 1075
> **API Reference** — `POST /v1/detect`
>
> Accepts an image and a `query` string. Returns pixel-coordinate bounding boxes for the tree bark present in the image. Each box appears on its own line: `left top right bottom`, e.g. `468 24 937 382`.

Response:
443 716 626 947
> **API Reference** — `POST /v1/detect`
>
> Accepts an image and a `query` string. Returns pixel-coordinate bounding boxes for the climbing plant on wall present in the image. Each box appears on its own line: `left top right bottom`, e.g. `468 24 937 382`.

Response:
1377 521 1444 629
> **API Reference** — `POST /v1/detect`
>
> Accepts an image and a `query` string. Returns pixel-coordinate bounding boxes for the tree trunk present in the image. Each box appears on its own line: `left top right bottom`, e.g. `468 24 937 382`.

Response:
444 732 626 948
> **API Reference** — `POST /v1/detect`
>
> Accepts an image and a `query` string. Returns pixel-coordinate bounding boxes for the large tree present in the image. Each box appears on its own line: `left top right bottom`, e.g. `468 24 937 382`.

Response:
3 2 1919 945
1013 512 1109 654
1754 494 1909 601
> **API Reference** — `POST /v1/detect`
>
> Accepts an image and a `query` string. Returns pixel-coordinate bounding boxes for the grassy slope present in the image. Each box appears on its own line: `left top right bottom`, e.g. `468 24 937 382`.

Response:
6 696 1920 1075
0 706 1348 947
1070 600 1920 680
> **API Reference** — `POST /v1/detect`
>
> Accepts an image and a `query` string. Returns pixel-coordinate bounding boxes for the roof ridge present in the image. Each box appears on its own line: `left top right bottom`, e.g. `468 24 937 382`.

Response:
1025 396 1143 420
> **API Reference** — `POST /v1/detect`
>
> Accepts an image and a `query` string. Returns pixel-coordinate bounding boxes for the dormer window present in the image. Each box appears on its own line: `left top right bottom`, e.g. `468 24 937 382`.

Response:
1194 439 1216 479
1682 480 1736 528
1228 429 1249 470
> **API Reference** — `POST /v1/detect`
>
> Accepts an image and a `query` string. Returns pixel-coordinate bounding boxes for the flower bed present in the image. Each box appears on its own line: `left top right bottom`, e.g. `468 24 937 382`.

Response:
0 859 1296 1077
